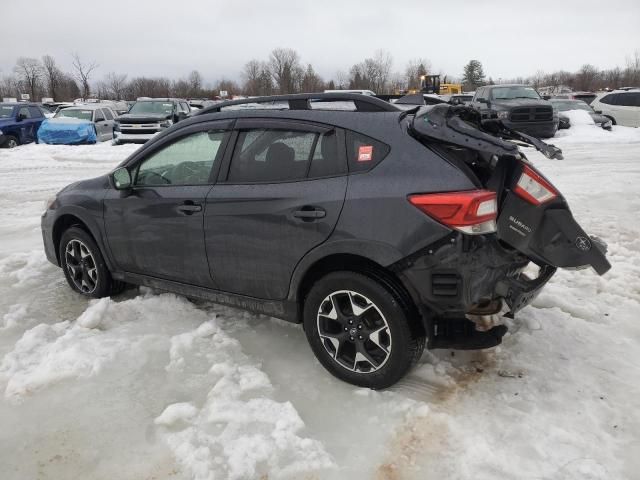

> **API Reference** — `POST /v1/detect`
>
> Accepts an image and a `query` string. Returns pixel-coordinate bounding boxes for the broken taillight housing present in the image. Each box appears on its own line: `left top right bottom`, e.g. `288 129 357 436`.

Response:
408 190 498 235
514 164 558 205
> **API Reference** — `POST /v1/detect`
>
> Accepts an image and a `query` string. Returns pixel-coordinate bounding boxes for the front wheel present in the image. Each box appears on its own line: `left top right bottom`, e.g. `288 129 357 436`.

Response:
59 227 123 298
303 271 425 389
3 135 19 148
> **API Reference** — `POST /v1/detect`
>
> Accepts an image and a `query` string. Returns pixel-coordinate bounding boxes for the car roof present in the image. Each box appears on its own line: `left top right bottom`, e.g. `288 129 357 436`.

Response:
60 104 110 111
137 98 184 102
485 84 532 88
0 102 40 107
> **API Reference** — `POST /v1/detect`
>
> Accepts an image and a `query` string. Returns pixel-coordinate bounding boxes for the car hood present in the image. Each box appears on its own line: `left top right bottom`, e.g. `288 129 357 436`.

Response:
490 98 552 109
116 113 171 123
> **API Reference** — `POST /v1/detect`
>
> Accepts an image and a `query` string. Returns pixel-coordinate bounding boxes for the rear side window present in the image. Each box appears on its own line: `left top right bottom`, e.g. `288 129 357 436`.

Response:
228 129 318 183
599 94 617 105
28 106 43 118
617 93 640 107
346 130 390 173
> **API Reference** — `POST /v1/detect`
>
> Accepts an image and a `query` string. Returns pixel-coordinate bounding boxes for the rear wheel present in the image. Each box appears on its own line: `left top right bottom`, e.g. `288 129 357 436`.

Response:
303 271 425 389
59 227 124 298
3 135 18 148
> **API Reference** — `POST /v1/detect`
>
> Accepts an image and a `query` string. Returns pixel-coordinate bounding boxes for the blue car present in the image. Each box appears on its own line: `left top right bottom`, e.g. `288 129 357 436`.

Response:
0 103 47 148
37 105 116 145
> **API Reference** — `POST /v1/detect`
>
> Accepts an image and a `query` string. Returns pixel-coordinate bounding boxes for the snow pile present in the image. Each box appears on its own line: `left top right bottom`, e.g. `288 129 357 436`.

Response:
156 319 335 480
554 110 640 144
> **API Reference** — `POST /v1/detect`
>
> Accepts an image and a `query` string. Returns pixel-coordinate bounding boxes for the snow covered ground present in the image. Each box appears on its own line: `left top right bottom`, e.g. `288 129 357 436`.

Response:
0 122 639 480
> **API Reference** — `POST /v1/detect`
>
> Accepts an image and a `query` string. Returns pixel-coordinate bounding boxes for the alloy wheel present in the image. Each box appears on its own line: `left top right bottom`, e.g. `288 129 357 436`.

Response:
6 139 17 148
65 239 98 293
316 290 392 373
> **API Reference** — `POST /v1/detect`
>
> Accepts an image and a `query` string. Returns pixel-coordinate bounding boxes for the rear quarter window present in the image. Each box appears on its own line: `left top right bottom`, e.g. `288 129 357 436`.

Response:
345 130 390 173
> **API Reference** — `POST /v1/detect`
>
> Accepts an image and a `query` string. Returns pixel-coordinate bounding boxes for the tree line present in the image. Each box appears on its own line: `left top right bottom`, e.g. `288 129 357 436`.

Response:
1 49 639 102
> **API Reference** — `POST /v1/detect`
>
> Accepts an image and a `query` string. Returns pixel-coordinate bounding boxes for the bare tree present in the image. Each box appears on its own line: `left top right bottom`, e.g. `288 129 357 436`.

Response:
71 52 98 99
0 74 20 99
242 59 262 95
188 70 203 96
269 48 302 94
405 58 431 91
41 55 63 100
14 57 43 100
105 72 127 99
300 64 323 93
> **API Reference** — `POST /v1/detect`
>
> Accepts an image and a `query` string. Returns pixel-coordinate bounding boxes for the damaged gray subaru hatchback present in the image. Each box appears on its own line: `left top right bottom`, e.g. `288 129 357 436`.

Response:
41 93 610 389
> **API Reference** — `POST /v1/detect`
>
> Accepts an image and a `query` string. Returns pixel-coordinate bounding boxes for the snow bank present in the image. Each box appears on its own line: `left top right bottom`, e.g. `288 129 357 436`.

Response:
156 320 335 480
554 109 640 144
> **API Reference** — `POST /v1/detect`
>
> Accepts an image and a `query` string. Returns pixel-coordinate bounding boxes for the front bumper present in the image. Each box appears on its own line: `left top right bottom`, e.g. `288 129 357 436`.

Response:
501 120 558 138
114 132 159 143
41 210 58 266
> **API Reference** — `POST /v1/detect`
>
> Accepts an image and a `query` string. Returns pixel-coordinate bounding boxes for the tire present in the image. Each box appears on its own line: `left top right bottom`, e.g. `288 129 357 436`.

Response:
604 115 617 125
59 226 124 298
303 271 425 389
2 135 19 148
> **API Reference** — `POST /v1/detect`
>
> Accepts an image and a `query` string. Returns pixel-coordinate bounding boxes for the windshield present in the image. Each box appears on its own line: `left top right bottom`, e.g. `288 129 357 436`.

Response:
491 86 540 100
128 101 174 115
550 101 592 112
0 105 14 118
55 109 93 121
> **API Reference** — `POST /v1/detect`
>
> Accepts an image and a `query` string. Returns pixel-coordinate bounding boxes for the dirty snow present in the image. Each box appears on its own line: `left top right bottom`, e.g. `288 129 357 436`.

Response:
0 126 639 479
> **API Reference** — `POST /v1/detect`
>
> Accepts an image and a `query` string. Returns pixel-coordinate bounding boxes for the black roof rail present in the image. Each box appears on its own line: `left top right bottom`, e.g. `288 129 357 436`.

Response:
195 93 400 115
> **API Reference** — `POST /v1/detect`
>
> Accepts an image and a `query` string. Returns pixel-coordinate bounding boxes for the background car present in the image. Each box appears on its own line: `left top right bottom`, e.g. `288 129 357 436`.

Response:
0 102 47 148
37 105 117 144
549 98 612 130
470 84 559 138
113 98 191 144
590 89 640 127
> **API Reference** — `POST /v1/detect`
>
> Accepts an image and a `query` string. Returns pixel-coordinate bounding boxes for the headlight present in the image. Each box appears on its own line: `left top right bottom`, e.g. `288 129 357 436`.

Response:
159 120 173 128
497 111 509 119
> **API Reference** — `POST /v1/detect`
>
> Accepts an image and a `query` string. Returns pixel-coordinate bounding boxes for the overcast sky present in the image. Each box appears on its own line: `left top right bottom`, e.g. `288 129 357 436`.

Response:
1 0 639 85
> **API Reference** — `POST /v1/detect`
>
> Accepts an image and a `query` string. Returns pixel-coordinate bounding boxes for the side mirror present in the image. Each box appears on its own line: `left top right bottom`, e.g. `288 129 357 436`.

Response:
595 110 603 114
112 167 132 190
16 113 25 122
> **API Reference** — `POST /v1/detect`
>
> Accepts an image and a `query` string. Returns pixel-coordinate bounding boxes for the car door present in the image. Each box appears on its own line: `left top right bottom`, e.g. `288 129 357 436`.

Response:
103 121 232 287
101 108 116 139
92 109 108 141
28 106 45 134
615 92 640 127
16 106 34 143
204 119 348 300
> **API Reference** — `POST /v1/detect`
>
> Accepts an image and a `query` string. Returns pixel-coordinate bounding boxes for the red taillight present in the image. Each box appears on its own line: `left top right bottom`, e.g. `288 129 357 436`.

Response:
514 164 558 205
408 190 498 235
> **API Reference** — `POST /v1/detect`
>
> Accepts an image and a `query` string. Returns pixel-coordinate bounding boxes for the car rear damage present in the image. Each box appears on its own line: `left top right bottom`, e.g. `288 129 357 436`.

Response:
398 104 611 349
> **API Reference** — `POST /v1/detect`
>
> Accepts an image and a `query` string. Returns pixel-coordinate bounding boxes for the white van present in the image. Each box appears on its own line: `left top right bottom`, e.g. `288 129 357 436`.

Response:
590 90 640 127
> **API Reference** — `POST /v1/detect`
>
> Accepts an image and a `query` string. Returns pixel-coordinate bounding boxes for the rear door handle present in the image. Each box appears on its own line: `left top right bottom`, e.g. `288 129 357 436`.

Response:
293 207 326 220
176 202 202 215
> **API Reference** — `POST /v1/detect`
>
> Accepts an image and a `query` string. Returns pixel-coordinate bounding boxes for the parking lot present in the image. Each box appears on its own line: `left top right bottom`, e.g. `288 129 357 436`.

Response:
0 119 639 479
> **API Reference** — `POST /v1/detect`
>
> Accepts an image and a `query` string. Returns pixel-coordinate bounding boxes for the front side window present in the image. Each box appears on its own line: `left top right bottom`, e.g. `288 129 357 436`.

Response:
227 129 319 183
18 107 31 119
103 108 114 120
29 106 43 118
136 130 226 186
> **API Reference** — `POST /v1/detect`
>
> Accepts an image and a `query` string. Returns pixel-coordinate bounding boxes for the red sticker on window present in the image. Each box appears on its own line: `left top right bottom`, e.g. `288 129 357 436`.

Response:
358 145 373 162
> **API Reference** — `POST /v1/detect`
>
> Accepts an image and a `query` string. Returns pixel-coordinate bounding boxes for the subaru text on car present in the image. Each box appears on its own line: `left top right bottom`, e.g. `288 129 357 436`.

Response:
41 93 610 389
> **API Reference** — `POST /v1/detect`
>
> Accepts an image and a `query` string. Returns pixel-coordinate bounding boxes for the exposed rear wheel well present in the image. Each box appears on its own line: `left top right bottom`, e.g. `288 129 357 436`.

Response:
296 254 426 337
52 214 94 265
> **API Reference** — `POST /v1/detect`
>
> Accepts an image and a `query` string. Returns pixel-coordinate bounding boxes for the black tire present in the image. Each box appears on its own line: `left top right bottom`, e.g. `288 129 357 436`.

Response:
59 226 124 298
2 135 19 148
303 271 425 389
604 115 617 126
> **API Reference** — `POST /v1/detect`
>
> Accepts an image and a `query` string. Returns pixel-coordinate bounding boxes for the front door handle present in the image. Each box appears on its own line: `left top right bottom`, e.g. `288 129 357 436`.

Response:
293 206 326 220
176 202 202 215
